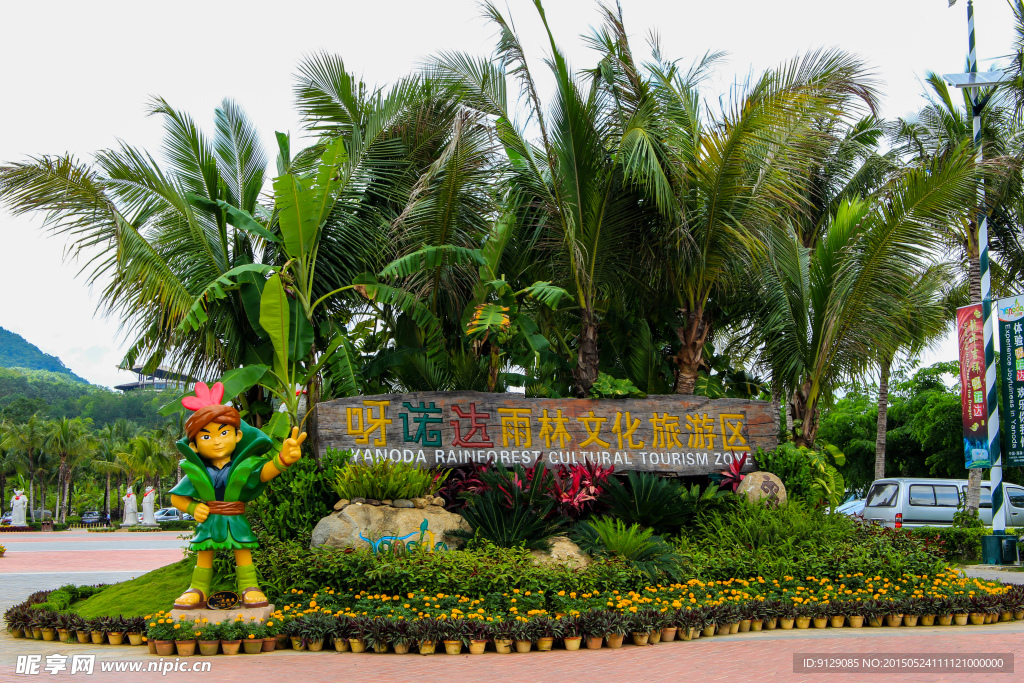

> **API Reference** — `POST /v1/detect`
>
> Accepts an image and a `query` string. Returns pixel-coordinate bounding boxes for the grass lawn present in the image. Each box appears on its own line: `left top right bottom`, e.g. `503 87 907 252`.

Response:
71 559 235 618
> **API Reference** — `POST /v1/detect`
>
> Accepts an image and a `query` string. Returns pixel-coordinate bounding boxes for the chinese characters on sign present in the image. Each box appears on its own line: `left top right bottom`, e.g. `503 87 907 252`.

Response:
957 304 992 469
318 392 776 476
998 296 1024 468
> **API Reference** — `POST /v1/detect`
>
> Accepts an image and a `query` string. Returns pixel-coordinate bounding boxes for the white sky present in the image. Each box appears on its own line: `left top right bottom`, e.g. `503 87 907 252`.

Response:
0 0 1016 388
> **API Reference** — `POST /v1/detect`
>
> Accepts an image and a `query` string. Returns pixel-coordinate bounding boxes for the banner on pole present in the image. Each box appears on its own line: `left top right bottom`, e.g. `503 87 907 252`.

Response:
997 295 1024 467
957 304 992 468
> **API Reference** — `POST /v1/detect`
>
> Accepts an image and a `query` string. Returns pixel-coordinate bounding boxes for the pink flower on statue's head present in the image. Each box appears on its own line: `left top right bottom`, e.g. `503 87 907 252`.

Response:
181 382 226 411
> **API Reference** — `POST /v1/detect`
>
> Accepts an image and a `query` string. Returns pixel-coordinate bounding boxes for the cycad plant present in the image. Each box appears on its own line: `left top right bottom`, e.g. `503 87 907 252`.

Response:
572 516 680 581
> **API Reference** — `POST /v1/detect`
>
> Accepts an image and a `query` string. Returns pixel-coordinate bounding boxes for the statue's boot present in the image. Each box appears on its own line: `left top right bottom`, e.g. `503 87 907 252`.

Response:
172 566 212 609
236 563 268 608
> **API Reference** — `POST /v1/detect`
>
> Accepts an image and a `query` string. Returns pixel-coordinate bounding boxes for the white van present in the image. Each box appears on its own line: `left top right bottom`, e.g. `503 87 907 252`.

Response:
860 478 1024 528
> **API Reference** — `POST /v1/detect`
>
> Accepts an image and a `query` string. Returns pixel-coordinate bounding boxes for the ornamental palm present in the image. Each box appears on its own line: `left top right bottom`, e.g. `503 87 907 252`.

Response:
45 417 95 523
756 143 981 447
1 414 48 515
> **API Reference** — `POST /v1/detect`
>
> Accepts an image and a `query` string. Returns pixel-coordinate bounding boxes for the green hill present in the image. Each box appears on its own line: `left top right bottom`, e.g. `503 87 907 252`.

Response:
0 327 89 383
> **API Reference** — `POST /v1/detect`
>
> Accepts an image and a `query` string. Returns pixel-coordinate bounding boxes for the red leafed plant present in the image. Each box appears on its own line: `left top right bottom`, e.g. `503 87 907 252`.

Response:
718 454 747 492
547 462 615 520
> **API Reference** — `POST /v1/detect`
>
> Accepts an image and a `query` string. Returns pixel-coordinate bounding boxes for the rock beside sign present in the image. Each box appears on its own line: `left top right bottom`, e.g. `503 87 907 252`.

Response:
529 536 590 569
311 502 470 551
736 471 786 506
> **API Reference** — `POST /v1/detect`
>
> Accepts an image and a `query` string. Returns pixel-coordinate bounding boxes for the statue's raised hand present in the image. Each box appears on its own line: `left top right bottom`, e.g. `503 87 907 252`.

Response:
280 427 307 466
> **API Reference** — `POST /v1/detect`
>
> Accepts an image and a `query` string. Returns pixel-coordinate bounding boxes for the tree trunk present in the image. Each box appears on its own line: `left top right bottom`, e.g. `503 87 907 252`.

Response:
874 356 892 481
770 376 783 439
964 222 983 514
28 450 35 517
103 473 110 521
673 308 710 394
573 311 601 397
791 381 818 447
63 472 72 522
56 458 67 523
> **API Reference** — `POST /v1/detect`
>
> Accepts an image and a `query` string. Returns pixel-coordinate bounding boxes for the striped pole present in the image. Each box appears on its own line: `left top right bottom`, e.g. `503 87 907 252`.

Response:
965 0 1005 532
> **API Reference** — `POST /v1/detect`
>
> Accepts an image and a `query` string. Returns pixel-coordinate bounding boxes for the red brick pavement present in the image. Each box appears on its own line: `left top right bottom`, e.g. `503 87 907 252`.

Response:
5 625 1024 683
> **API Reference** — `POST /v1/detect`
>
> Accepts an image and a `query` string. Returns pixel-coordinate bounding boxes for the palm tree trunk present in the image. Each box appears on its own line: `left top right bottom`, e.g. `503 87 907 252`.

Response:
770 377 782 439
964 223 983 514
63 471 72 522
103 473 110 521
874 356 892 480
673 308 710 394
792 381 818 448
573 311 601 396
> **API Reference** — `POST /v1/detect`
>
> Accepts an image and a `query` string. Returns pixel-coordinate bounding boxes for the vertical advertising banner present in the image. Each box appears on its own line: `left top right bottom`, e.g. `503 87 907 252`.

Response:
997 295 1024 467
957 304 991 468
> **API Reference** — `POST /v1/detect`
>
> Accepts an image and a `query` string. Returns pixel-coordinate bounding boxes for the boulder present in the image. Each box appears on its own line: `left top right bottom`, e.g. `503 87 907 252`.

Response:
333 498 350 511
411 497 428 509
529 536 590 569
430 496 445 506
311 503 471 551
393 499 414 508
736 471 786 506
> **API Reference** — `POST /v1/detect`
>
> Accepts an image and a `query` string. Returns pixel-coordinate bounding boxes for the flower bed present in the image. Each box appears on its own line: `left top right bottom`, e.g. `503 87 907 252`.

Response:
8 572 1024 656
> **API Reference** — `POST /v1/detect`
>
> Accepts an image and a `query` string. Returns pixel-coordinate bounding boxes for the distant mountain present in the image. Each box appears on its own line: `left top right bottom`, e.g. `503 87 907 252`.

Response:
0 327 90 384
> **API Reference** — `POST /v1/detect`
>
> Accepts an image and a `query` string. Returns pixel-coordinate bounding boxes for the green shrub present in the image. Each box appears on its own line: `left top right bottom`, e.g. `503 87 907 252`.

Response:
754 443 845 507
571 516 681 581
157 520 195 531
247 446 352 543
600 471 689 532
332 457 449 501
908 526 986 563
452 489 566 551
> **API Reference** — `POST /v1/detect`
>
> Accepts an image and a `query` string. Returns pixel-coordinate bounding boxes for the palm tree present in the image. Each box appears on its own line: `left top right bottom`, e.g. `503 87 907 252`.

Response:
0 100 274 411
93 420 139 522
1 414 48 515
45 418 95 523
756 143 980 447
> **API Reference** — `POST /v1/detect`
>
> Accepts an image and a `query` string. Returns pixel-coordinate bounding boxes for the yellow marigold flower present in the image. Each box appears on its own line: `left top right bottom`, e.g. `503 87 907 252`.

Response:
173 624 180 630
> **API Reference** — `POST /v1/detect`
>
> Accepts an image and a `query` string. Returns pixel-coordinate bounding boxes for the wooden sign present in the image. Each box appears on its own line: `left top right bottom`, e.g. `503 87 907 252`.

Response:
207 591 239 610
317 392 775 476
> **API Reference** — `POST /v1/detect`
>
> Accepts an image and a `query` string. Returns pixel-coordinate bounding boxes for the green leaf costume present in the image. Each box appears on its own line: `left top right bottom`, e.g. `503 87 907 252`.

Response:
169 419 273 550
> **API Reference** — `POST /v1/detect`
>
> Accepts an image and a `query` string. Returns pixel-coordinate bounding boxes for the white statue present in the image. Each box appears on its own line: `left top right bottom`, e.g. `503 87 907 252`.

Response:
122 490 138 526
10 489 27 527
142 486 158 526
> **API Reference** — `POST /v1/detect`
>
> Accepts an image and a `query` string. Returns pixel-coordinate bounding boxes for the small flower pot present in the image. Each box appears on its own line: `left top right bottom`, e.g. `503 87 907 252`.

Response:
938 614 954 626
243 639 263 654
885 614 903 627
394 642 411 654
348 638 365 653
515 639 532 653
729 622 740 634
32 628 42 639
779 618 795 630
795 617 811 629
443 640 463 655
175 639 197 656
585 636 603 650
750 620 763 632
1014 610 1024 621
334 638 350 652
563 636 582 651
631 632 649 646
8 628 23 639
536 636 554 651
372 642 387 653
90 630 105 644
847 616 864 628
128 633 144 646
986 613 996 624
867 617 883 628
738 620 751 633
903 615 918 627
1001 611 1013 622
764 618 778 630
262 637 276 652
147 638 157 654
77 632 90 644
495 638 513 653
220 640 242 656
812 617 828 629
680 628 694 641
919 615 935 626
830 616 845 628
661 627 678 642
605 634 623 649
969 613 985 626
953 614 969 626
154 640 175 656
41 628 56 641
108 632 124 645
419 640 436 655
469 640 487 655
276 633 289 649
57 629 69 642
308 639 325 652
198 640 219 656
291 636 308 651
703 624 717 637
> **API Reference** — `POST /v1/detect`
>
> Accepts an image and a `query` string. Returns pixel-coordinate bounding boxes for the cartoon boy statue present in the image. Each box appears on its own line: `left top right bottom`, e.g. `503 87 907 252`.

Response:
170 381 305 609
